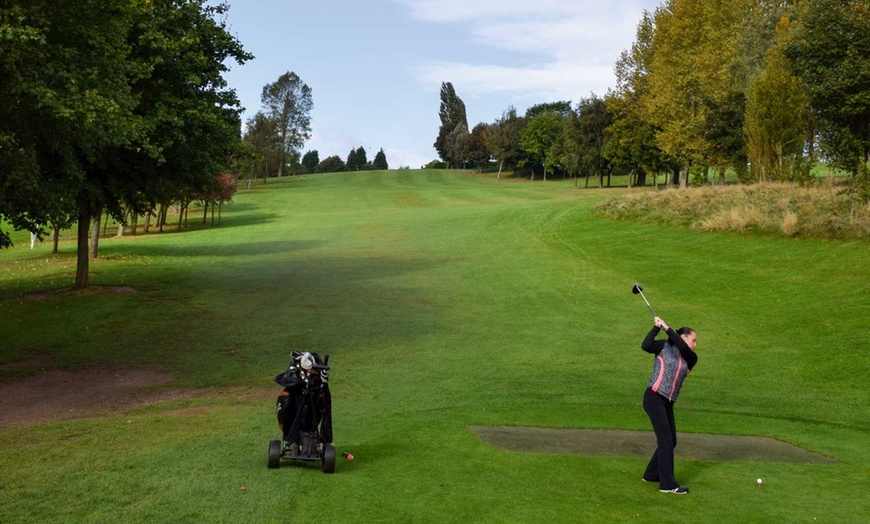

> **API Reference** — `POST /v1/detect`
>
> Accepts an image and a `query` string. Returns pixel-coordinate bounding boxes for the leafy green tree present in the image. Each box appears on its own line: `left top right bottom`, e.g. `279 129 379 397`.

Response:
373 148 389 170
745 17 811 182
0 0 142 251
606 10 676 187
434 82 468 166
346 148 359 170
446 124 470 169
261 71 313 177
519 111 564 181
301 150 320 174
316 155 346 173
572 96 613 187
0 0 250 288
784 0 870 179
485 107 524 179
525 101 573 119
466 123 491 172
241 111 281 184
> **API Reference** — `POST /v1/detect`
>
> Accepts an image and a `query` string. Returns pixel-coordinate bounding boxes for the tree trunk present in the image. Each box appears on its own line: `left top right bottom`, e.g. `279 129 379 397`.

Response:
211 201 215 227
606 168 612 187
131 214 138 235
497 159 503 180
51 227 59 254
102 211 108 236
144 212 151 233
202 202 208 224
671 167 680 187
681 162 691 188
218 202 222 225
543 167 547 182
74 206 90 289
718 168 726 185
585 172 590 188
89 214 101 259
178 200 185 230
184 205 189 228
637 171 648 187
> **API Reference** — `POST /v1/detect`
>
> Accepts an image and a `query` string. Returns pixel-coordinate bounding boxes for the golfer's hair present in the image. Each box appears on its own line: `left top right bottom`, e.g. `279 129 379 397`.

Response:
677 327 695 336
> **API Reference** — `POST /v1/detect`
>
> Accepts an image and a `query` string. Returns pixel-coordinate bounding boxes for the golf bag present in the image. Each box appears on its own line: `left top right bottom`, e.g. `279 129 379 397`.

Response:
274 351 333 447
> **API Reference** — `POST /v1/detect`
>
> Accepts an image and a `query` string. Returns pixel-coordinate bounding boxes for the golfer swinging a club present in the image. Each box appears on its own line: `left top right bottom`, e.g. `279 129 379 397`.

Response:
641 315 698 494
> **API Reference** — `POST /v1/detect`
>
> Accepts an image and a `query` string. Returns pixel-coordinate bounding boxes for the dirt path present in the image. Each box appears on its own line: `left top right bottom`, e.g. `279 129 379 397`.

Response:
0 366 190 431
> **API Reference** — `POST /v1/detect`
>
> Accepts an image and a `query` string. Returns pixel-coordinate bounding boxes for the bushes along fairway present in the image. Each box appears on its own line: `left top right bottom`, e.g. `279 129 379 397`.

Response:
1 170 868 522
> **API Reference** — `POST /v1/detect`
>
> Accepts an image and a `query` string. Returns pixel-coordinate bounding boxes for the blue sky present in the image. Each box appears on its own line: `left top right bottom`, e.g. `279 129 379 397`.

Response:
221 0 662 169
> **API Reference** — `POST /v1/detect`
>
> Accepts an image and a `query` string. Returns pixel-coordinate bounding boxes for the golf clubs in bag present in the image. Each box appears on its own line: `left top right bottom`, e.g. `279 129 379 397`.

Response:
268 351 336 473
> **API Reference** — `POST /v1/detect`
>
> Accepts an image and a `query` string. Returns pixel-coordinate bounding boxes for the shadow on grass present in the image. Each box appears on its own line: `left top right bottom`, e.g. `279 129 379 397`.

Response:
1 245 446 382
103 239 326 258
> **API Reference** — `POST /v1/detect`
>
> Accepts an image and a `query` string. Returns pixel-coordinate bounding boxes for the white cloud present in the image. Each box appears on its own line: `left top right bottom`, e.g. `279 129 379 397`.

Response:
398 0 653 101
417 60 615 102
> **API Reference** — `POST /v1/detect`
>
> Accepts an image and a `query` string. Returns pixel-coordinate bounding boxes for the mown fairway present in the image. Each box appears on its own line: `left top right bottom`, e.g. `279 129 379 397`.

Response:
1 170 868 522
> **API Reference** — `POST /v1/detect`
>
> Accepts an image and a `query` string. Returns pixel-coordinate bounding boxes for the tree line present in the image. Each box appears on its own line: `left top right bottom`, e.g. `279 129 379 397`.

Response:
434 0 869 199
238 71 389 181
0 0 248 288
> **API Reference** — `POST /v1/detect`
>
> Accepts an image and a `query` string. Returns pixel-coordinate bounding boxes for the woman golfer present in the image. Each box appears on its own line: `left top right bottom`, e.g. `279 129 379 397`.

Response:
641 316 698 494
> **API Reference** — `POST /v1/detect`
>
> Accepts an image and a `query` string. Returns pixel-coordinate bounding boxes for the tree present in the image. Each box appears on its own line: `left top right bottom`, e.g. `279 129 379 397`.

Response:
316 155 346 173
486 107 524 179
519 111 564 181
571 96 613 187
745 17 811 182
466 123 491 172
347 146 367 171
525 101 572 120
0 1 251 289
0 0 143 251
606 10 676 187
241 111 281 184
644 0 752 187
301 150 320 174
261 71 313 178
784 0 870 179
373 148 389 170
434 82 468 166
445 124 470 169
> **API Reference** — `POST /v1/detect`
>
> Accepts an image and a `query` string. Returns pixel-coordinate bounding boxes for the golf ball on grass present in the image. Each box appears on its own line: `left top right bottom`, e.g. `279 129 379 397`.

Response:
757 478 763 487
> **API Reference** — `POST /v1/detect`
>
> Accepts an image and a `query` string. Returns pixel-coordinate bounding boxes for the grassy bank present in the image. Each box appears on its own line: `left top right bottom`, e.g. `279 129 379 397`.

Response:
595 182 870 239
1 171 868 522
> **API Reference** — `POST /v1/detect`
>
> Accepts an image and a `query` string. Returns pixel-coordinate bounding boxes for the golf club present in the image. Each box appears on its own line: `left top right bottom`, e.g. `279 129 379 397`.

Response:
632 282 657 318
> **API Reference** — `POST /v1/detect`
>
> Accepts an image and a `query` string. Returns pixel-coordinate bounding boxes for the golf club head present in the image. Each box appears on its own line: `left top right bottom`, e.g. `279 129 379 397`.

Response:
632 283 643 295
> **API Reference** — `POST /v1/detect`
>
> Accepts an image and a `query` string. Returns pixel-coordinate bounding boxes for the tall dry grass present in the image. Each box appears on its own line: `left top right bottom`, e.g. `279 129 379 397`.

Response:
594 182 870 239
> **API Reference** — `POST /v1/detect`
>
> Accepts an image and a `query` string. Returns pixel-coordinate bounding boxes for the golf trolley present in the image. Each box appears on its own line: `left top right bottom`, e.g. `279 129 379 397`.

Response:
268 351 336 473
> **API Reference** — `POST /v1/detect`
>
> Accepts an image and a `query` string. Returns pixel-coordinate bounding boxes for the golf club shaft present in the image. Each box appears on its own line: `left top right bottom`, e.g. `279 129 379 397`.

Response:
639 290 657 317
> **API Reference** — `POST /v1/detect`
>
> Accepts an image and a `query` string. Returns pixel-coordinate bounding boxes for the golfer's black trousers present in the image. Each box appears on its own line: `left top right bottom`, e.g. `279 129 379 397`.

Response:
643 387 679 490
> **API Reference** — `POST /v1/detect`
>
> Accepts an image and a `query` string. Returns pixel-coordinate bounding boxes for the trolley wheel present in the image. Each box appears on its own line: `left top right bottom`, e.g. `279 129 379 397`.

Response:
268 439 281 469
321 443 336 473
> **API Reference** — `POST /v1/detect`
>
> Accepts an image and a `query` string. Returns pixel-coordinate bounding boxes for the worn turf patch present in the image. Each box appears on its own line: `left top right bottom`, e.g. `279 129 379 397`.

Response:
468 426 838 464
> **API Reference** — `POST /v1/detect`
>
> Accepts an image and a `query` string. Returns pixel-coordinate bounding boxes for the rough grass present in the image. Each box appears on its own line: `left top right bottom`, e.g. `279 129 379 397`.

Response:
594 182 870 239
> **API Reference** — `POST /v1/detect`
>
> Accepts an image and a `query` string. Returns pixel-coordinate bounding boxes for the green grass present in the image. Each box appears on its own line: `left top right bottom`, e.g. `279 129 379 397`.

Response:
1 170 868 522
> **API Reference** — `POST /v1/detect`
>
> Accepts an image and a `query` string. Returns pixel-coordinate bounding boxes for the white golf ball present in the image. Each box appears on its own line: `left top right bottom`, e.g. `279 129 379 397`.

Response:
757 478 763 484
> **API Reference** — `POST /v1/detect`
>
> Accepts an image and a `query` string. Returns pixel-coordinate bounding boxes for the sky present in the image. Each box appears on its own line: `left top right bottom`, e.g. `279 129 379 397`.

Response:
220 0 663 170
